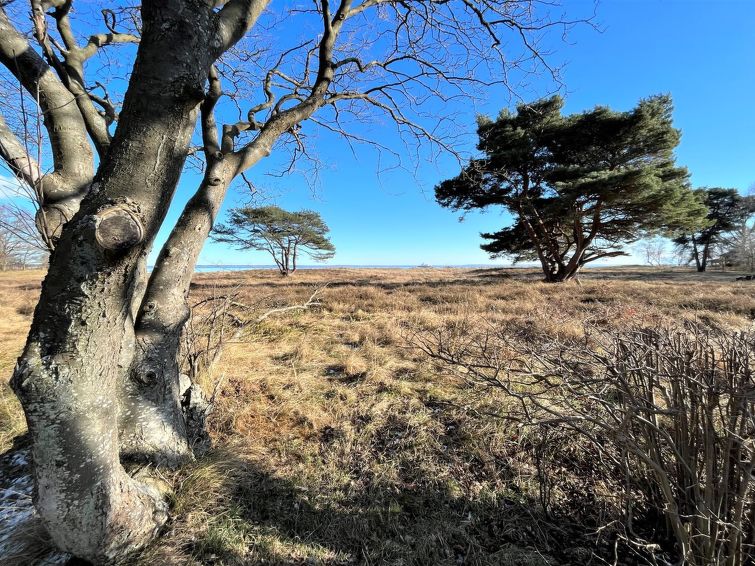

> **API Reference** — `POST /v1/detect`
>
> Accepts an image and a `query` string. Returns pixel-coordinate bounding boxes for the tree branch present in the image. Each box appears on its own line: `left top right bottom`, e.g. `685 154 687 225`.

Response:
214 0 271 56
0 6 94 238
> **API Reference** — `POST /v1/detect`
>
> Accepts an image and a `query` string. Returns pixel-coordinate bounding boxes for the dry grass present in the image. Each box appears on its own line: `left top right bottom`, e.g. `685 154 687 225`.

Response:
1 266 754 564
0 270 42 452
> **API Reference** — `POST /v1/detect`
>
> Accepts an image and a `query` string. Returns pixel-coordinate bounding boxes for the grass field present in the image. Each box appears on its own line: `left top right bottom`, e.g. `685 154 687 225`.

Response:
1 267 754 565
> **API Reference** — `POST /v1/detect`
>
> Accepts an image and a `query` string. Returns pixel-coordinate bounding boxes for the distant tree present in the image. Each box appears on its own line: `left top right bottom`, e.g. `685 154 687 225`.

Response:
212 206 335 276
436 95 706 282
673 188 755 272
635 237 668 267
722 217 755 272
0 204 48 270
0 228 14 270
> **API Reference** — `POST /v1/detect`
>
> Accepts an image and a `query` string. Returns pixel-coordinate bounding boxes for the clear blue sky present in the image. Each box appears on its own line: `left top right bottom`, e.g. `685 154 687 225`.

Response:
179 0 755 267
3 1 753 267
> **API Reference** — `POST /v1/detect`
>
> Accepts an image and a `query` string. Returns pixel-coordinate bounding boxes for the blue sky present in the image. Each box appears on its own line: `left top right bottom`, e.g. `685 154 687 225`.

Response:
186 0 755 266
3 1 754 267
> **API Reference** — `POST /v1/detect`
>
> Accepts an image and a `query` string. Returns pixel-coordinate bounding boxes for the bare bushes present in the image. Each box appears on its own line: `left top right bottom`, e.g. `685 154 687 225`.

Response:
182 285 325 384
415 320 755 565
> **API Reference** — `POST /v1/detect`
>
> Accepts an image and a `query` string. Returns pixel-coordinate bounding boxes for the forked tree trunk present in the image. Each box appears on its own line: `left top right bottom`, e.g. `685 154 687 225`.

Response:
1 0 356 561
121 160 237 463
541 248 586 282
9 3 217 561
121 140 274 463
548 263 581 282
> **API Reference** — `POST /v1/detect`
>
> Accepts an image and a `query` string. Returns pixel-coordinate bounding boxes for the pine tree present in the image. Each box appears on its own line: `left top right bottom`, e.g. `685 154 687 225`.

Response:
436 95 707 282
212 206 335 275
672 188 755 272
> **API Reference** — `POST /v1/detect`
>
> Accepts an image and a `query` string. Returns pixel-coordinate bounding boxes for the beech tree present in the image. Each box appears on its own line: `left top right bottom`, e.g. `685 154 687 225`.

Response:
672 188 755 272
435 96 707 282
212 206 335 275
0 202 48 269
0 0 593 562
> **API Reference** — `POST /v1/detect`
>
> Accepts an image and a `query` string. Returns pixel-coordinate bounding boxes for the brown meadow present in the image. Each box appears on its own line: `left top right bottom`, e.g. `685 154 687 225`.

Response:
1 267 753 564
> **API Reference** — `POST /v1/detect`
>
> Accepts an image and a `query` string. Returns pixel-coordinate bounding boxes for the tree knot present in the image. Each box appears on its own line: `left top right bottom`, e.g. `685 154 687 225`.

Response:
94 202 145 252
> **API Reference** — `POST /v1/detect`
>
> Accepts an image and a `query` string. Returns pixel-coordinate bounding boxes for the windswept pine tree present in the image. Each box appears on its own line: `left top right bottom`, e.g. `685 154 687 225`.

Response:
212 206 335 275
436 96 707 281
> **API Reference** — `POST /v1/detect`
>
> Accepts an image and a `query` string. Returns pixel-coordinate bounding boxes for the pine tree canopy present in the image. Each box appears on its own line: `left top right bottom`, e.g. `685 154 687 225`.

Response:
435 95 708 281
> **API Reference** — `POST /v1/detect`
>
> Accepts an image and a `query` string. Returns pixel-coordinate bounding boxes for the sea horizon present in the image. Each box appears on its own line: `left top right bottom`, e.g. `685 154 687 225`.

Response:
187 262 652 273
190 263 509 273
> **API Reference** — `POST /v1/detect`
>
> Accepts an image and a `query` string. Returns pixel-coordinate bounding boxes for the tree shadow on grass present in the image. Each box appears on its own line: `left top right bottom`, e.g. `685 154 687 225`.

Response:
2 439 615 566
165 450 600 566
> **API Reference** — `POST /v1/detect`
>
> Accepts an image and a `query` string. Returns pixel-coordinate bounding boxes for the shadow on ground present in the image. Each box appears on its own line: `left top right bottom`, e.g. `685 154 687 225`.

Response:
133 447 606 566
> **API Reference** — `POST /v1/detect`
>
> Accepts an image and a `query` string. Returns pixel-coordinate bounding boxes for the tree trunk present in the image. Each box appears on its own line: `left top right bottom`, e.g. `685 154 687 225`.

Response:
692 236 705 272
699 239 710 272
541 244 586 283
121 136 273 464
10 3 217 561
121 159 238 463
548 263 581 282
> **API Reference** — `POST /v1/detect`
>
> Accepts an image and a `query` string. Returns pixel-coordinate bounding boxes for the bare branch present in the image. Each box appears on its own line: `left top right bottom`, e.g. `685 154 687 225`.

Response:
201 66 223 159
0 6 93 237
0 113 42 189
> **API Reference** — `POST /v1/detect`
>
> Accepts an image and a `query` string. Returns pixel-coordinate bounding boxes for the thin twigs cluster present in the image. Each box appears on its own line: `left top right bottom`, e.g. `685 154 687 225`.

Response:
182 285 326 383
414 320 755 565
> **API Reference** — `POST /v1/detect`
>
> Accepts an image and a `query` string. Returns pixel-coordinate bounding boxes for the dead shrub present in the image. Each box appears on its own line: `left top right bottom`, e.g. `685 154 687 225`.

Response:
416 320 755 565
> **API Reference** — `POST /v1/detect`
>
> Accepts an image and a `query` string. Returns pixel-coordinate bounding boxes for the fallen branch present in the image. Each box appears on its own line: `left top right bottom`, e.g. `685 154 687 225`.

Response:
184 284 327 382
252 285 325 324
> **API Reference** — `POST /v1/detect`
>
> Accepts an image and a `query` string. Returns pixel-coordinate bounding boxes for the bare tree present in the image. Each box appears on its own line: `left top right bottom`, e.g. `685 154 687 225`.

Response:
0 192 49 269
722 218 755 272
634 236 668 267
0 171 50 268
0 225 17 270
0 0 592 561
0 225 47 270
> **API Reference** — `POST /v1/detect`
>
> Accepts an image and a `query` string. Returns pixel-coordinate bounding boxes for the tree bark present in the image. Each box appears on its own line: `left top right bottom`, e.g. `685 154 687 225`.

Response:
9 2 218 560
122 158 240 464
121 127 281 464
